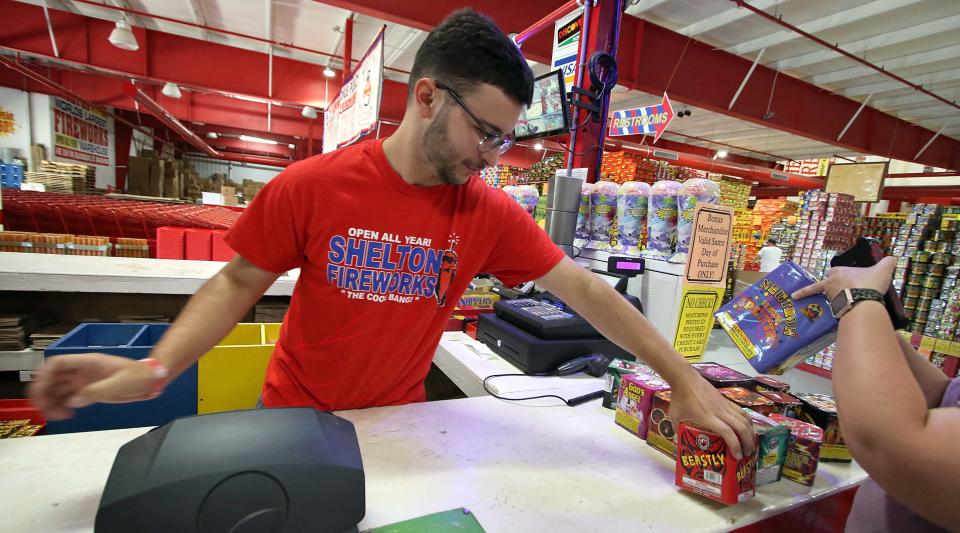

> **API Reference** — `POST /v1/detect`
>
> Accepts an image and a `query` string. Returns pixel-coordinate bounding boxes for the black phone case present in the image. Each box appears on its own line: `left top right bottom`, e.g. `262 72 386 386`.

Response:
830 237 909 330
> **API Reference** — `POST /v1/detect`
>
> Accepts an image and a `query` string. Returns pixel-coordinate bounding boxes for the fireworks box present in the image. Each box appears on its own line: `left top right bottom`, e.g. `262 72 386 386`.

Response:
614 372 670 439
753 375 790 393
770 413 823 486
675 422 758 505
744 409 790 487
604 358 656 410
715 261 838 375
758 390 803 419
719 387 777 417
691 362 755 389
646 390 675 458
793 392 850 462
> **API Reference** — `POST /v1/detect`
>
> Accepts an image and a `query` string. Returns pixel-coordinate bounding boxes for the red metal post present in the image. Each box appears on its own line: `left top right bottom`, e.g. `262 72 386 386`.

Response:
343 16 354 78
514 0 579 45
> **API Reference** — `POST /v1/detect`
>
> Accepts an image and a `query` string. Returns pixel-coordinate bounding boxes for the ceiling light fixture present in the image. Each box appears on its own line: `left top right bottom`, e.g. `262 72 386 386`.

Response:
161 82 182 99
108 18 139 51
323 67 336 78
239 135 279 145
301 106 318 119
716 149 729 158
206 132 218 139
534 142 544 150
288 143 295 149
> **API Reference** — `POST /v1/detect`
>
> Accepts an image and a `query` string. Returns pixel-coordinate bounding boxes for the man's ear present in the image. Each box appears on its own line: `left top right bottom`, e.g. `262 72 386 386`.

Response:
411 78 441 119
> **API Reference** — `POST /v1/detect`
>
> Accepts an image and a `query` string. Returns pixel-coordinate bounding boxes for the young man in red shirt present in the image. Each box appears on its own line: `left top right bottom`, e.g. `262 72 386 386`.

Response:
30 9 754 458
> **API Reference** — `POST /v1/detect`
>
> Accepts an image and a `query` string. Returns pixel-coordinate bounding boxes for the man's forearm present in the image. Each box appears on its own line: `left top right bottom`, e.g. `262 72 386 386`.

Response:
151 270 273 378
895 335 950 408
565 275 693 386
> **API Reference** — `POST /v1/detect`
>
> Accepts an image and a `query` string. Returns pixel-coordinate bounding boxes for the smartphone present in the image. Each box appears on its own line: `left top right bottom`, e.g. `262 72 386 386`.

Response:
830 237 909 329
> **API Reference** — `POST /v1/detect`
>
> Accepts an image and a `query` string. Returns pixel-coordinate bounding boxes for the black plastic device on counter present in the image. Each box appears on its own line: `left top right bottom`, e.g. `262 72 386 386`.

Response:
494 291 642 339
829 236 909 330
95 408 365 533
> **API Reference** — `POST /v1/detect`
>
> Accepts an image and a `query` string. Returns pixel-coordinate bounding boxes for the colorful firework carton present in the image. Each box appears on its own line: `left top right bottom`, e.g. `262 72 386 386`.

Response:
744 409 790 487
719 387 778 417
770 413 823 486
675 422 758 505
758 390 803 419
603 358 657 410
614 372 670 439
715 261 839 375
646 390 676 458
793 392 850 462
753 375 791 393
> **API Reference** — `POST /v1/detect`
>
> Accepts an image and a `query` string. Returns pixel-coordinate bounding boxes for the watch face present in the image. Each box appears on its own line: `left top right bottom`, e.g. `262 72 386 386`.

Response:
830 290 850 317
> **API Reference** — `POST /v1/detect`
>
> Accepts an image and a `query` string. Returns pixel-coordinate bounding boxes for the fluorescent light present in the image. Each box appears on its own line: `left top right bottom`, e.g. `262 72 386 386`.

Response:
287 144 295 149
716 149 729 158
301 106 318 119
161 82 182 99
534 142 544 150
239 135 278 145
206 132 219 139
108 19 139 51
323 67 336 78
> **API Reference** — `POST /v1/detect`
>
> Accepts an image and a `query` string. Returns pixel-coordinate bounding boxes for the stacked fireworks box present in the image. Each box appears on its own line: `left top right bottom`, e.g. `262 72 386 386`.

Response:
893 204 947 334
791 191 857 279
768 221 799 261
855 214 905 255
711 175 752 209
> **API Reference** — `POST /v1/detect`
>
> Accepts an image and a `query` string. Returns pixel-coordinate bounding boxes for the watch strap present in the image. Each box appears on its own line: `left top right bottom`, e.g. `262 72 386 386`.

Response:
849 288 884 304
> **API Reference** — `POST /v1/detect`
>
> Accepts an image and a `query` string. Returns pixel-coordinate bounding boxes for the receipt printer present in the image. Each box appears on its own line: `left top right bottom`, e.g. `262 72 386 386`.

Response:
96 408 365 533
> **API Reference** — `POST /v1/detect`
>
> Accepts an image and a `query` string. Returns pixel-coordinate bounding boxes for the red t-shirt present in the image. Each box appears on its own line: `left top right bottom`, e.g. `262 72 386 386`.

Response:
225 139 565 411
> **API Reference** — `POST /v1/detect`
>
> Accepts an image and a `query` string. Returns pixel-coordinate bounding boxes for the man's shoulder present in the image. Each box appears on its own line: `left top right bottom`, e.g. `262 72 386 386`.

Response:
276 142 377 185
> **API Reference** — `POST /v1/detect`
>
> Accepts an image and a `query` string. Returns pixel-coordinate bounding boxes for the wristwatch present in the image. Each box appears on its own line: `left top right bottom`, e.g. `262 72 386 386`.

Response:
830 288 884 319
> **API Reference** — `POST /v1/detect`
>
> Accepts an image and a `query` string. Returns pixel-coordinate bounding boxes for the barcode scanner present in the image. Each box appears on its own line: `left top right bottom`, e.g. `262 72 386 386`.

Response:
830 237 909 330
555 353 612 378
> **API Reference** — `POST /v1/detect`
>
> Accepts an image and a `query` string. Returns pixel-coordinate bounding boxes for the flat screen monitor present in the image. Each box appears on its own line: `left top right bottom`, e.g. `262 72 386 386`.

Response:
514 69 569 141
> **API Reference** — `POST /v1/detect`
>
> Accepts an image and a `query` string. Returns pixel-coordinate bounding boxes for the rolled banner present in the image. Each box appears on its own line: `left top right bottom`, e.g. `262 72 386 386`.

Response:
574 182 595 249
672 178 721 263
617 181 651 256
643 180 682 259
587 181 621 251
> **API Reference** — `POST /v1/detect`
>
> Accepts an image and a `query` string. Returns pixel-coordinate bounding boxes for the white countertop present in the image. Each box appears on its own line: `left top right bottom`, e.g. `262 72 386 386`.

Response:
0 253 297 295
0 396 865 533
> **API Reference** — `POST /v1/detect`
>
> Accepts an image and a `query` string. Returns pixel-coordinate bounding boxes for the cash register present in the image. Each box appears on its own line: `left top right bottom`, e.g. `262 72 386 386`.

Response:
478 268 642 374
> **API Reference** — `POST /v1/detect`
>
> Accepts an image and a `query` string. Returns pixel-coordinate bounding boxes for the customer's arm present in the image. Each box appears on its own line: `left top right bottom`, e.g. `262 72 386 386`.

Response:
537 257 755 458
895 334 951 408
794 259 960 530
30 256 280 419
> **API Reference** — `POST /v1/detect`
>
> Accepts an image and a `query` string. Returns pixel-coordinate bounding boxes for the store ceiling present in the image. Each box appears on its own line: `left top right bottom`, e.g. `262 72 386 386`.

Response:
19 0 960 166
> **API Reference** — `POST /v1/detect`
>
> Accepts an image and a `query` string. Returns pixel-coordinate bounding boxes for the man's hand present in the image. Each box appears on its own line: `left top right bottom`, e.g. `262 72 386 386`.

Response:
668 368 756 459
791 256 897 302
28 354 157 421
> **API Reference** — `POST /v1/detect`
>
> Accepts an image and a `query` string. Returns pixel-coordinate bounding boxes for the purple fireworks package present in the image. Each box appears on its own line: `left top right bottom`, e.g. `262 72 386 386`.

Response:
715 261 838 375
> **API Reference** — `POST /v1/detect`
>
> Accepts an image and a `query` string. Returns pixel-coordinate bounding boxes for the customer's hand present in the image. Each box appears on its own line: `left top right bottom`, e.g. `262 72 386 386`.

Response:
669 368 755 459
791 256 897 302
28 354 158 420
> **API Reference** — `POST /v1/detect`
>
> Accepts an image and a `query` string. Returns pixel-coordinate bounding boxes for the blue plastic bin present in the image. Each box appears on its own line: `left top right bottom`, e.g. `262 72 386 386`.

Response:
44 323 198 433
0 163 23 188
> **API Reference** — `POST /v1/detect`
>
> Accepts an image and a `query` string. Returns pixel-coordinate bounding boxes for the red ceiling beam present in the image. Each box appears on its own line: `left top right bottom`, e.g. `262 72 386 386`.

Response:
320 1 960 170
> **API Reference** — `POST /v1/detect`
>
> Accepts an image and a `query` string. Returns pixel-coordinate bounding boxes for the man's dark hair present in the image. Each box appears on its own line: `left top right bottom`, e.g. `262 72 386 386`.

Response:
767 238 777 245
409 9 534 107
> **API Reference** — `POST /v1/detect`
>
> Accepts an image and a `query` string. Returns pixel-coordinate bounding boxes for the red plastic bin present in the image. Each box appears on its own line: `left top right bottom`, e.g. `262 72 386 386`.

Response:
184 228 212 261
0 399 47 433
210 230 236 262
156 226 186 259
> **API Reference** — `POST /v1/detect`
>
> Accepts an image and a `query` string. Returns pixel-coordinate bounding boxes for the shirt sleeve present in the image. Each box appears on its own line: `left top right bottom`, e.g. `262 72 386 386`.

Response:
479 190 566 287
224 171 306 274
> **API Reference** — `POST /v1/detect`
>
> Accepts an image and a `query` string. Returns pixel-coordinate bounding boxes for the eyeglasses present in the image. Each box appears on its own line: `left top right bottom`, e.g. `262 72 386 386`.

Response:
436 83 515 156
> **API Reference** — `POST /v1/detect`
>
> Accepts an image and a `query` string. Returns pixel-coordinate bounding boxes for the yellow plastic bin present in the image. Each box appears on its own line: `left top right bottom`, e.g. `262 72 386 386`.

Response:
197 323 279 414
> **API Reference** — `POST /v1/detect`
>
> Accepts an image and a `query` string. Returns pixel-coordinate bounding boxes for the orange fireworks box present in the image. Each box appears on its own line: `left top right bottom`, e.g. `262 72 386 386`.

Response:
675 422 758 505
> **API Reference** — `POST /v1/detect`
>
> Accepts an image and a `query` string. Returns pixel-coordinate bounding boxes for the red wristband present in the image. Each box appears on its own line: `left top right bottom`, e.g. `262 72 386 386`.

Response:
140 358 170 400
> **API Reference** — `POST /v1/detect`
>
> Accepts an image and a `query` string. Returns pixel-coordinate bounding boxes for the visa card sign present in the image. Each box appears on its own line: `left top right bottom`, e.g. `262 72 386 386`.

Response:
551 8 582 93
608 93 674 143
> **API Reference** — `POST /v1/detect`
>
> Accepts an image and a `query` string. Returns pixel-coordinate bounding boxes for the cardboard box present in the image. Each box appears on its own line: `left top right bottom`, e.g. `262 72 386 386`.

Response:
646 390 675 458
614 372 669 439
692 363 755 389
675 422 757 505
753 375 790 393
771 413 823 486
793 392 850 462
744 409 789 487
603 359 655 410
221 186 238 206
719 387 777 416
758 390 802 419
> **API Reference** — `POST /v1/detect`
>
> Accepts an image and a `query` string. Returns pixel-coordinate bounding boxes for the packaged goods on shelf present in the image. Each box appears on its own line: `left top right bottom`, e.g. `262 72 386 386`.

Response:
855 214 905 254
895 203 948 334
791 191 857 279
643 180 681 259
710 175 752 209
